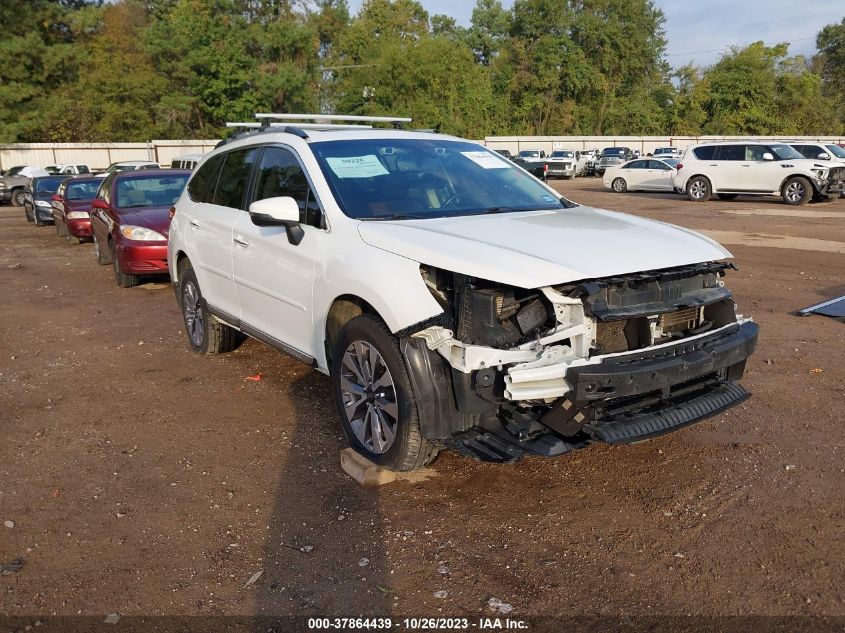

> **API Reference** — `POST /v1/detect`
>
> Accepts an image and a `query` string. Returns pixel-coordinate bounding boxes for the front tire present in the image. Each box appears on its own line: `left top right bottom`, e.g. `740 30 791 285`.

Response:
332 314 437 472
611 177 627 193
112 243 139 288
12 190 26 207
686 176 712 202
782 176 811 206
178 261 238 355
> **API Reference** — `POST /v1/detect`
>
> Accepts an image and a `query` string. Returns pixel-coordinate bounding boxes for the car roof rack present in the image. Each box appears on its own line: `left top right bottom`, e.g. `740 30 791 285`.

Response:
217 113 419 148
255 113 413 129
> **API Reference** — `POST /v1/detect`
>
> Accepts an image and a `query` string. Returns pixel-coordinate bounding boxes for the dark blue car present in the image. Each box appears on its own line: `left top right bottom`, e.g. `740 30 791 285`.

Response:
24 175 68 225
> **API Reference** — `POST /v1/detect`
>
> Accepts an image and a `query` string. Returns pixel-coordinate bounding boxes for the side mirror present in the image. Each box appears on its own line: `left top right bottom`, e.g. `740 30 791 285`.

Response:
762 153 774 161
248 196 304 246
818 153 829 160
91 199 108 210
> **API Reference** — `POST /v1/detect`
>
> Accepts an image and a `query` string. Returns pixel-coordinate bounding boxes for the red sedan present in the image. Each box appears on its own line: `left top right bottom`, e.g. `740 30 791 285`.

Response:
90 169 190 288
51 177 101 244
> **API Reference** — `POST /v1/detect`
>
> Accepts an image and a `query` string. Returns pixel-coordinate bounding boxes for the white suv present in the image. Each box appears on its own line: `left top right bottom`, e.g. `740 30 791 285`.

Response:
788 142 845 199
674 141 845 205
168 115 758 471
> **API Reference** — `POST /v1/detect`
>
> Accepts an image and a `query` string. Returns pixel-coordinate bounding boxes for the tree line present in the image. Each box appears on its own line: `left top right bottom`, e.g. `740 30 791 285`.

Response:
0 0 843 142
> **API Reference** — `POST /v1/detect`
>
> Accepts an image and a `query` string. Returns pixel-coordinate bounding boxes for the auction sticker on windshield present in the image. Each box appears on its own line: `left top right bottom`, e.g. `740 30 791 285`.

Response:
326 155 390 179
461 151 510 169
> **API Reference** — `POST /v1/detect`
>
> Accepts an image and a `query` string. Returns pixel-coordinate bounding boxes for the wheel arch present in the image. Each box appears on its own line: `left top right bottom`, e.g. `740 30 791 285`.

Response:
779 173 819 194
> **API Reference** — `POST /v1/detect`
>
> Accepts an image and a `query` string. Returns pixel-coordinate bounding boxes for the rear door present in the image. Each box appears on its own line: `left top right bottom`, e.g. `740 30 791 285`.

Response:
645 160 675 190
712 144 746 190
182 151 251 320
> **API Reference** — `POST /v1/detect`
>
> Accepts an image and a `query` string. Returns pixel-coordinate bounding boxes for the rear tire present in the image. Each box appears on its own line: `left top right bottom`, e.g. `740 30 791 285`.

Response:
112 243 139 288
782 176 811 206
177 260 238 355
717 193 738 201
331 314 438 472
686 176 712 202
94 235 110 265
611 177 627 193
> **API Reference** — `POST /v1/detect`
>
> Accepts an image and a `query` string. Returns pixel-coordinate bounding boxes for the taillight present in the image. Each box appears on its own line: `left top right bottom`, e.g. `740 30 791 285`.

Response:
676 163 683 171
168 206 176 220
543 163 548 173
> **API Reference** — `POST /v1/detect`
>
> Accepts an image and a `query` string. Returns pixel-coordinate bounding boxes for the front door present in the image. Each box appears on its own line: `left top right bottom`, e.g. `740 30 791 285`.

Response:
232 145 324 359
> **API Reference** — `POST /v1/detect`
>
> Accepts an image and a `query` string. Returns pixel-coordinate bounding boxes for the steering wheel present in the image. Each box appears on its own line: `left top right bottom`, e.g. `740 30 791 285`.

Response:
440 192 464 208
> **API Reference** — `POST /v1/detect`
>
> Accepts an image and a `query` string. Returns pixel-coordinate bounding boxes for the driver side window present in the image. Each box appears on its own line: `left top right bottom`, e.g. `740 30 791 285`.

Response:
252 146 323 229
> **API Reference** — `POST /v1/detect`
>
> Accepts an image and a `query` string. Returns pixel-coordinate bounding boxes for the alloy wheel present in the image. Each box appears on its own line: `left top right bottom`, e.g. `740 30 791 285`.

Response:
182 281 205 347
785 181 805 203
689 180 707 199
340 340 398 454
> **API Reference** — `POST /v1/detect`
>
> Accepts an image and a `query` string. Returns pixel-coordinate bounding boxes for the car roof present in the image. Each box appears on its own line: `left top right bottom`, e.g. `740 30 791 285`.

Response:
110 160 159 166
112 168 190 179
222 127 462 147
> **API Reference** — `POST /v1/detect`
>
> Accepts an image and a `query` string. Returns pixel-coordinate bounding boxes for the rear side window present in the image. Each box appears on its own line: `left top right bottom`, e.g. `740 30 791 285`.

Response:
188 154 224 203
213 148 259 210
692 146 716 160
715 145 744 161
624 160 647 169
252 146 322 228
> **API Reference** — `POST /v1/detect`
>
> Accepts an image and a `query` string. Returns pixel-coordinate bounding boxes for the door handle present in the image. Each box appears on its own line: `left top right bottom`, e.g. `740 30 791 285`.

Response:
708 164 718 167
189 219 200 228
741 164 751 167
233 236 249 247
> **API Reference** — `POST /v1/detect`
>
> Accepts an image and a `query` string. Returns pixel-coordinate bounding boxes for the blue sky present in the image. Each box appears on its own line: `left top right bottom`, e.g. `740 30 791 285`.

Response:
344 0 844 68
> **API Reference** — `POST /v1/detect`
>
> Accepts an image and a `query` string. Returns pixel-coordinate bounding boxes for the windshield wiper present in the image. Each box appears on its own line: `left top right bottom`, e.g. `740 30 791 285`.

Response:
365 214 430 221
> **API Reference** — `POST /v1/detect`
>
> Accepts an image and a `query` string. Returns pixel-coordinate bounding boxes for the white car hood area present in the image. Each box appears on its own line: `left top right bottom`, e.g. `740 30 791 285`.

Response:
357 206 732 288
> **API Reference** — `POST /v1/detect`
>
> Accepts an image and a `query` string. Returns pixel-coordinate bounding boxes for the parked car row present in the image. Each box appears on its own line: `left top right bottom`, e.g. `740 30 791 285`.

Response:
602 141 845 205
21 169 191 288
0 157 202 208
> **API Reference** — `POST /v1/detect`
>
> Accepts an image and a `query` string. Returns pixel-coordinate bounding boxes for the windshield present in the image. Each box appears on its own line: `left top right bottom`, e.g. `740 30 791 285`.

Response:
6 166 25 177
311 139 571 220
601 148 625 156
107 164 137 173
45 166 61 175
825 144 845 159
115 175 189 208
769 144 805 160
35 177 65 194
517 151 540 158
551 151 574 158
67 180 100 201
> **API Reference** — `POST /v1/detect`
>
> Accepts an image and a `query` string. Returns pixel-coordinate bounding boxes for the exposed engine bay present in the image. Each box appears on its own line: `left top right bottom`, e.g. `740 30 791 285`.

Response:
403 262 758 462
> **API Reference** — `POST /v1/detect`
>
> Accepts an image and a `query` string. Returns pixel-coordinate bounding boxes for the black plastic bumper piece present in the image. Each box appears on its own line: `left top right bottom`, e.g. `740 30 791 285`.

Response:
444 427 576 463
584 380 750 444
566 321 758 405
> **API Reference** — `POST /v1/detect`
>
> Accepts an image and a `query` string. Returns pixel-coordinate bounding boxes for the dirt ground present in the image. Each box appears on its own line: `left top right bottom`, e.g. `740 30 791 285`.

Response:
1 179 843 629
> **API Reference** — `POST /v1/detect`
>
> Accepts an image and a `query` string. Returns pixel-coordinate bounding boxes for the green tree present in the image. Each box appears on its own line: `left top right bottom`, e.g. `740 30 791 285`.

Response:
815 18 845 128
700 42 839 135
0 0 103 141
465 0 510 66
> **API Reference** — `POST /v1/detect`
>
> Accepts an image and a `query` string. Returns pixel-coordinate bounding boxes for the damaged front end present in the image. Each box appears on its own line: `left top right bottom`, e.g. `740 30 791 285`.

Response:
403 263 759 462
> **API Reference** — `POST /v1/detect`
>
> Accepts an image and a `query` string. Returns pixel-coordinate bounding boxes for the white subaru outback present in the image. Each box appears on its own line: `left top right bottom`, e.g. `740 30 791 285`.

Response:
168 116 758 471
